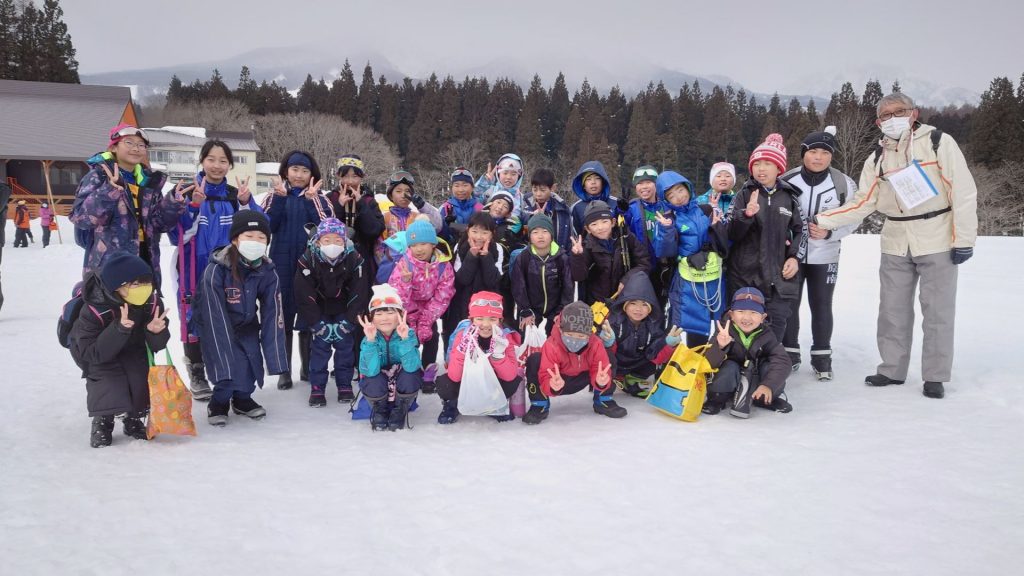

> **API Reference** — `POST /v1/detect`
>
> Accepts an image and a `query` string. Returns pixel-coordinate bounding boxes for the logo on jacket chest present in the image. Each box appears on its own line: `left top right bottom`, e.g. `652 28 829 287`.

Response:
778 207 792 218
225 287 242 305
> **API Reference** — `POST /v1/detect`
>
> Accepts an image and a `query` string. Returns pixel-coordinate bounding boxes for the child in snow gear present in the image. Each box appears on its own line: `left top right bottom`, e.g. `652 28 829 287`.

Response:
703 288 793 418
12 200 30 247
260 150 334 390
69 123 187 287
69 253 171 447
510 212 574 336
358 284 423 431
439 167 484 244
570 160 625 236
168 140 263 401
436 291 523 424
606 269 681 398
570 200 651 305
326 154 385 282
523 302 625 424
780 127 858 379
192 210 288 426
444 211 506 359
39 201 54 247
520 168 572 250
727 134 808 342
388 216 455 393
654 171 728 348
375 170 444 283
484 190 525 327
697 162 737 220
624 165 673 312
475 153 526 217
294 218 368 406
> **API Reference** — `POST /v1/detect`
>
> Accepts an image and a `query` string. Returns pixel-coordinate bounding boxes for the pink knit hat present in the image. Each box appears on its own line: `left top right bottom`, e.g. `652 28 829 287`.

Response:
748 133 787 174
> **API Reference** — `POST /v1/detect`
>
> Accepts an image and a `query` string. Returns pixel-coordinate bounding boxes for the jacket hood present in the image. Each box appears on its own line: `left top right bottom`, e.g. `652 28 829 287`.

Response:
404 238 453 267
495 153 525 191
655 171 695 207
613 268 661 317
572 161 611 203
209 244 277 271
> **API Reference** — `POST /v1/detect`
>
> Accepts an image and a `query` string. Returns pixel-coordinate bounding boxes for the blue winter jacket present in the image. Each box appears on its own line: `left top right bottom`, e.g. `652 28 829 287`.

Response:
625 194 667 263
359 328 422 377
653 172 711 260
570 160 620 235
192 246 289 388
439 196 483 243
522 194 573 249
695 189 735 217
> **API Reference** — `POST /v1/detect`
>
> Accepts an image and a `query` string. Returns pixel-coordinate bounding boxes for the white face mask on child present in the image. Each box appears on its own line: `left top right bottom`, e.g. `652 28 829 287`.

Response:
237 240 267 262
320 244 344 260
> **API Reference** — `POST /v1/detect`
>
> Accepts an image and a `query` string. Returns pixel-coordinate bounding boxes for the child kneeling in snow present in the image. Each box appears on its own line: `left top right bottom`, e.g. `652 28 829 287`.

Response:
357 284 423 431
71 253 171 447
435 291 523 425
703 287 793 418
522 301 626 424
193 210 288 427
606 269 682 398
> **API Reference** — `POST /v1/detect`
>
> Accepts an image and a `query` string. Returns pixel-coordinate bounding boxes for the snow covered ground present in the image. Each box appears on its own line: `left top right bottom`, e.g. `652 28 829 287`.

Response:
2 217 1022 576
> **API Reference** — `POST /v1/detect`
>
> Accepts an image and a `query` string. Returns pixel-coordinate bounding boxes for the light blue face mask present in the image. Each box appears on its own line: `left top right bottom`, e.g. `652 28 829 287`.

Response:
562 334 589 353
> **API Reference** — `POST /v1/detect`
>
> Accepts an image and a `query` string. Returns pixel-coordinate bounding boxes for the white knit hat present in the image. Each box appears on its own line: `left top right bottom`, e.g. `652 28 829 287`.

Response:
369 284 404 313
709 161 737 184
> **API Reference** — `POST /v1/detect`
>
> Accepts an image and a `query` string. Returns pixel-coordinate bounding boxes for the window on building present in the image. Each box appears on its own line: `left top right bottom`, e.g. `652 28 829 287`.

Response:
233 155 248 165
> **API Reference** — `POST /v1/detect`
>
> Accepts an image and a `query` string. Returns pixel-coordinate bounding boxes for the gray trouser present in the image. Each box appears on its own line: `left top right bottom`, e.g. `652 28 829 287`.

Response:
877 251 958 383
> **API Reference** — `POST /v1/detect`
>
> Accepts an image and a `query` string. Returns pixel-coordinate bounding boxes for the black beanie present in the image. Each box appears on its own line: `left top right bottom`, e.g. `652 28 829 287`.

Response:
801 126 837 157
100 252 153 290
229 209 271 240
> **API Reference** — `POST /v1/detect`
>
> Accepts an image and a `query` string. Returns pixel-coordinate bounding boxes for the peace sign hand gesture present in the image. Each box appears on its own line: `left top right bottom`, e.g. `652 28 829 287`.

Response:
570 235 584 255
395 309 410 340
272 176 287 197
486 162 496 182
546 364 565 392
357 314 378 340
147 308 169 333
100 163 124 192
119 303 135 329
303 178 324 200
655 211 673 227
236 176 252 204
715 319 733 348
744 190 760 218
596 361 612 387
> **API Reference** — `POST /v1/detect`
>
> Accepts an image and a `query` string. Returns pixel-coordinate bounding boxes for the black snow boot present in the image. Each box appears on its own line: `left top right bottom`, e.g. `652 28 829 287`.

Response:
309 386 327 408
437 399 459 425
786 348 801 372
368 396 391 431
388 393 416 431
122 411 149 440
754 392 793 413
522 400 550 425
337 384 355 403
923 381 945 399
90 415 115 448
702 392 730 415
278 332 294 390
232 396 267 419
184 359 212 401
298 331 311 382
810 352 833 381
208 400 229 427
865 373 904 387
730 374 753 419
593 392 627 419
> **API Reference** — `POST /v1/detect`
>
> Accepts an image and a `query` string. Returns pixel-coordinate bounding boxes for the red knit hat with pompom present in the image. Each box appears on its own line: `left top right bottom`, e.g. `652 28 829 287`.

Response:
748 133 787 174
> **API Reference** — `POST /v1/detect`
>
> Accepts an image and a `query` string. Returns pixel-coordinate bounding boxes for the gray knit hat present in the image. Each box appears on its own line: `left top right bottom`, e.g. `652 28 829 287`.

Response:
560 301 594 335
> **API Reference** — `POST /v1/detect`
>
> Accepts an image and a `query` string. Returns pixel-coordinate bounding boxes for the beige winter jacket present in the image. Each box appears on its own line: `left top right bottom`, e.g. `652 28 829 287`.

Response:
816 123 977 257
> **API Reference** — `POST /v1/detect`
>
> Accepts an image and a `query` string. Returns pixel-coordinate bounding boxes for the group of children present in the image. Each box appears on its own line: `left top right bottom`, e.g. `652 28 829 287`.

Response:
69 122 834 447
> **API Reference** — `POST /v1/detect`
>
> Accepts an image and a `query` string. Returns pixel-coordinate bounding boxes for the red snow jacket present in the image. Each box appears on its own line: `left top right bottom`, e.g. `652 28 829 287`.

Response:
537 321 612 397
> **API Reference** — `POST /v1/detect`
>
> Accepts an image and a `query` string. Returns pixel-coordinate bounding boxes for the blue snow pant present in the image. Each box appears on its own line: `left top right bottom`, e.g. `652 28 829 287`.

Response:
211 338 262 405
361 368 423 400
309 321 355 392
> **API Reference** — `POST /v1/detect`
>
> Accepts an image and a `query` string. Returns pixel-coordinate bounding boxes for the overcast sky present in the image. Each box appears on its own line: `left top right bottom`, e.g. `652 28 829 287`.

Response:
60 0 1021 95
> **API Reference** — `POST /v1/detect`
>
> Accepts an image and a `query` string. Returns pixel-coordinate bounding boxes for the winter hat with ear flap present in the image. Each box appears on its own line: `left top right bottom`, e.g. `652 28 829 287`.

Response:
748 133 788 174
369 284 404 313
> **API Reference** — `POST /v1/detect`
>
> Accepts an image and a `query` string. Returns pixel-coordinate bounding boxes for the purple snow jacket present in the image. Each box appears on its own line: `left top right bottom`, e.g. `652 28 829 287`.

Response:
70 153 186 288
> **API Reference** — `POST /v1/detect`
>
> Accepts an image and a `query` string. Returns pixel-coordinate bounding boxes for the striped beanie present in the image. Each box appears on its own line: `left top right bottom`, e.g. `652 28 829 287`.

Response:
748 133 787 174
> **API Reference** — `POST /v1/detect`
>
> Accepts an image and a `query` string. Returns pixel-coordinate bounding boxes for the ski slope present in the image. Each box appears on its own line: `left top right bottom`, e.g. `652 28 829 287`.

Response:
1 217 1022 576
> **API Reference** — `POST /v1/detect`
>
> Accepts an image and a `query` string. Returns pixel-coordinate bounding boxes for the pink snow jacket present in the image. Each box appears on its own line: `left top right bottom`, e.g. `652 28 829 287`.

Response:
388 240 455 343
446 322 522 382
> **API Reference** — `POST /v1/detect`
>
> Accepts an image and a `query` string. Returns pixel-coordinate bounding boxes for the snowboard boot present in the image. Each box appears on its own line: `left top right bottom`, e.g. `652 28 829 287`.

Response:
184 359 212 401
810 351 833 381
702 392 731 415
388 393 416 431
90 415 115 448
865 373 904 387
522 400 550 425
207 401 229 427
420 364 438 394
593 392 627 418
231 396 267 420
368 397 391 431
730 374 753 419
754 392 793 413
298 331 311 382
437 399 460 425
122 411 149 440
309 386 327 408
923 381 945 399
337 384 355 403
786 348 801 372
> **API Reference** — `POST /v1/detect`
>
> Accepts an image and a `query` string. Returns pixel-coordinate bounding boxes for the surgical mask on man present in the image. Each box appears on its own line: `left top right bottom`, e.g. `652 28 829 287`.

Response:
880 116 912 140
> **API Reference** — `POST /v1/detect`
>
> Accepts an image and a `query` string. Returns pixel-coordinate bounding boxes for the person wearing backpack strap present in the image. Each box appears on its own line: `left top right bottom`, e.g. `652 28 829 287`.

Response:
814 93 978 400
780 127 859 380
69 253 171 447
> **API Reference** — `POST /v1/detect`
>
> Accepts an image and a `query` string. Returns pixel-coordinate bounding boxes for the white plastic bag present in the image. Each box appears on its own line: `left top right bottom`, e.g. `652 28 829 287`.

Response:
516 324 547 364
458 338 509 416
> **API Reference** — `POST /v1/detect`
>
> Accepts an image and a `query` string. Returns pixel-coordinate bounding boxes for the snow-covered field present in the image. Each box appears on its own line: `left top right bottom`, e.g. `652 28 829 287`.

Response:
2 217 1022 576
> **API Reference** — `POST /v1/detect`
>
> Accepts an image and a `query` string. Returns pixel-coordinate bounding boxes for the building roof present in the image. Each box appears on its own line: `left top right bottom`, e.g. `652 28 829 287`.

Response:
256 162 280 175
0 79 136 162
144 127 260 153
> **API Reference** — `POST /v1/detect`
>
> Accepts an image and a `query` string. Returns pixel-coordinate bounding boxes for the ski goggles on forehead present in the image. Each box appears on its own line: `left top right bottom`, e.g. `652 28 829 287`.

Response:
111 126 150 145
733 291 765 305
471 298 502 309
389 170 415 186
371 296 403 309
451 168 473 179
633 167 658 180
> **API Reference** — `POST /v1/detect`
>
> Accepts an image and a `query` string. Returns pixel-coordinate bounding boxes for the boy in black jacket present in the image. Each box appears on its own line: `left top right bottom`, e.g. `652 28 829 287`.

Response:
510 213 574 336
294 218 369 406
703 287 793 418
728 134 808 342
570 200 651 305
70 253 171 447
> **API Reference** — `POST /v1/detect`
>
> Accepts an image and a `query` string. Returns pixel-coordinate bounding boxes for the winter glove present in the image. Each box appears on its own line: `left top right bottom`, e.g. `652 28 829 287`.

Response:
410 193 426 210
951 247 973 265
489 330 509 360
598 321 616 348
686 250 709 270
665 326 683 347
616 197 630 214
444 209 458 225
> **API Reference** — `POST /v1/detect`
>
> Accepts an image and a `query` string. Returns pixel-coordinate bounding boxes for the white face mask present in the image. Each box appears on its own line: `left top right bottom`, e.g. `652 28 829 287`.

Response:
237 240 267 261
880 116 912 140
320 243 344 260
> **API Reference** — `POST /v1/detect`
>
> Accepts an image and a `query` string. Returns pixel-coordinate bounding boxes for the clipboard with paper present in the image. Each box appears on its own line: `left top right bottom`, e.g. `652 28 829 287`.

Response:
887 160 940 210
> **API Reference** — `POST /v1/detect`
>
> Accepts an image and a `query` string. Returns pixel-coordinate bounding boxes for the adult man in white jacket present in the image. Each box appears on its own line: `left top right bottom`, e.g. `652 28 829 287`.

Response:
781 127 858 381
814 93 978 399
